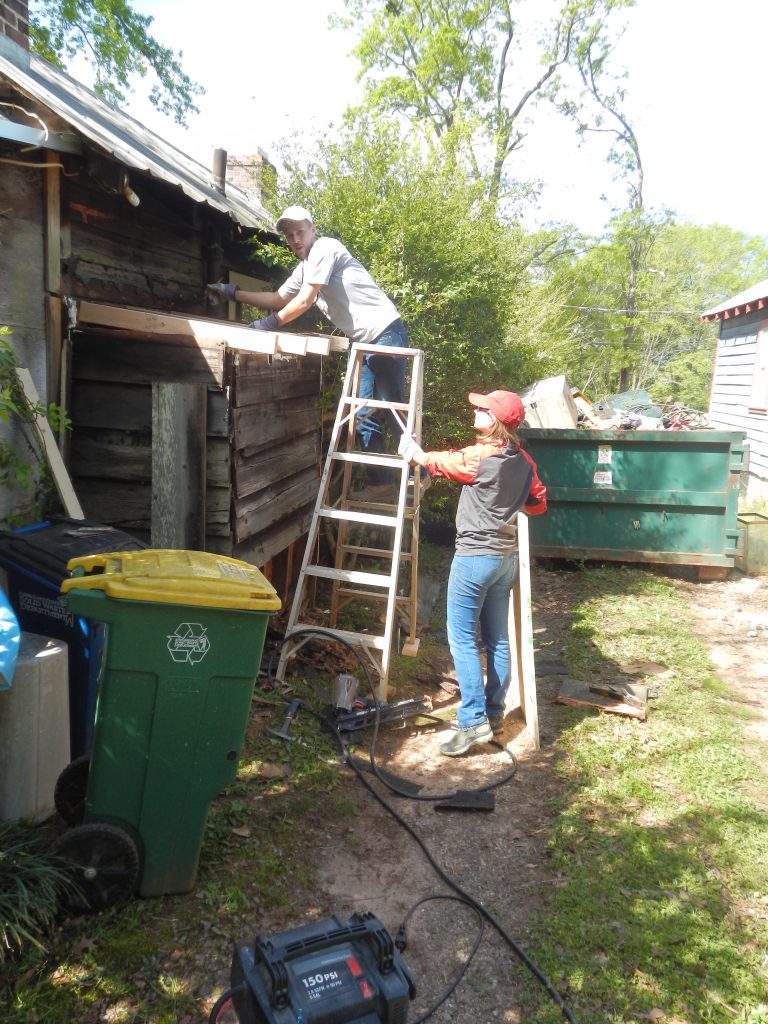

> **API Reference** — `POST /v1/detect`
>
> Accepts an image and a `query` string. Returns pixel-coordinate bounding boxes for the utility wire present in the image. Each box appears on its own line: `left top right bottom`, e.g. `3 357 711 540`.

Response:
560 303 701 315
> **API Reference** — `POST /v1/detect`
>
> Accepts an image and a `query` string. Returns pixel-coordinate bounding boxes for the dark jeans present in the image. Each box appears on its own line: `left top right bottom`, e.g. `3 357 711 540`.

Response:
357 319 409 483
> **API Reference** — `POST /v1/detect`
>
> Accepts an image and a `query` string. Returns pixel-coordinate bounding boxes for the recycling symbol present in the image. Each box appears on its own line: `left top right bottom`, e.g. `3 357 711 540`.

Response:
167 622 210 663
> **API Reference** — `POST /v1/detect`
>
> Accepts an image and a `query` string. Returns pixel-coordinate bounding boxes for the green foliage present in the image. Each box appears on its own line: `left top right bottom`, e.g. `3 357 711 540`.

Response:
28 0 203 125
0 330 70 525
335 0 635 205
274 116 560 446
543 217 768 402
0 821 80 961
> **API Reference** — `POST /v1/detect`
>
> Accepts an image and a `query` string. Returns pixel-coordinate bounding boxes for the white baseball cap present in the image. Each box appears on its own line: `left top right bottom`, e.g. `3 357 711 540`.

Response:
276 205 314 231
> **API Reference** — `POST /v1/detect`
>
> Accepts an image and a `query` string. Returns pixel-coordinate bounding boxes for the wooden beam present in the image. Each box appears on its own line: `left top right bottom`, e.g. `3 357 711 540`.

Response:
76 301 349 355
506 513 539 748
16 368 84 520
151 383 207 549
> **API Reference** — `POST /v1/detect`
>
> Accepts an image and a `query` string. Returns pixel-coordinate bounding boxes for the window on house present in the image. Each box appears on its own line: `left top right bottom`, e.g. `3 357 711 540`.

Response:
749 320 768 413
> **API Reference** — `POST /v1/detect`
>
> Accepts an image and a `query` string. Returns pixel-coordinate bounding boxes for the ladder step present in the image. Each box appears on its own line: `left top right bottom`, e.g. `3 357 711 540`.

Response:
331 451 401 466
304 565 395 587
338 549 413 565
342 397 411 412
336 587 412 604
319 508 400 526
285 624 387 651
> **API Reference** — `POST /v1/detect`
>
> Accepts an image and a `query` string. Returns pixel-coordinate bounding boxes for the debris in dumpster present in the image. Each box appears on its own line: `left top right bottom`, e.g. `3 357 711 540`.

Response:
520 376 709 432
556 676 648 719
520 375 579 428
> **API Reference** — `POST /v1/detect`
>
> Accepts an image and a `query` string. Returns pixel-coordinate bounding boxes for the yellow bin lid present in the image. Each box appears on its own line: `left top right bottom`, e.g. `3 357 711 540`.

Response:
61 549 281 611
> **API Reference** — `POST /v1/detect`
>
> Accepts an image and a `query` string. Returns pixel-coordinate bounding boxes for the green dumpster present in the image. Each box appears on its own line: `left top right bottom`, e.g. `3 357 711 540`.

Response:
52 549 280 908
520 428 747 579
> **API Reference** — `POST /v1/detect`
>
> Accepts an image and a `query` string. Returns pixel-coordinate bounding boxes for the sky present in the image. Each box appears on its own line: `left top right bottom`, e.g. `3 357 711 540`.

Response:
124 0 767 239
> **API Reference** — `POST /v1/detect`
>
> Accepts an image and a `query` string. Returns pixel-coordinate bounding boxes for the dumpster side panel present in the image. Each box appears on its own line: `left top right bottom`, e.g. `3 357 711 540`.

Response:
521 429 746 568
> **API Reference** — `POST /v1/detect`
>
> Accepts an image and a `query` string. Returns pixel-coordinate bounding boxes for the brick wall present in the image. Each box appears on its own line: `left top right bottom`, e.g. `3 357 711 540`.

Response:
1 0 30 55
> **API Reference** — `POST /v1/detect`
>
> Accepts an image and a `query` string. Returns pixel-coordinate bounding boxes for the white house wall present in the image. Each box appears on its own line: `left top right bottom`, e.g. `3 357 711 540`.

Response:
709 316 768 497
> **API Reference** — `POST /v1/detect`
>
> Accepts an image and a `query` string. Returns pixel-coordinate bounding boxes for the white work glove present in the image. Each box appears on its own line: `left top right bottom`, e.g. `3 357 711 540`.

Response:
398 432 425 464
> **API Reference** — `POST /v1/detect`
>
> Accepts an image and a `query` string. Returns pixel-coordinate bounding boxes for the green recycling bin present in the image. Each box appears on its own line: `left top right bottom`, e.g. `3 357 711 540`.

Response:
52 549 280 908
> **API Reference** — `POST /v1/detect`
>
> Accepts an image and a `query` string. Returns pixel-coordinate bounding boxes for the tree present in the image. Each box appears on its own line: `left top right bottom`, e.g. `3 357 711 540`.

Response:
569 19 648 391
28 0 202 125
545 219 768 407
273 116 561 447
335 0 635 207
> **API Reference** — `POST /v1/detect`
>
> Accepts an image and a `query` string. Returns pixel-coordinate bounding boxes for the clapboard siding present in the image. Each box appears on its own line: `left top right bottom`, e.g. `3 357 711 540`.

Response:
709 309 768 491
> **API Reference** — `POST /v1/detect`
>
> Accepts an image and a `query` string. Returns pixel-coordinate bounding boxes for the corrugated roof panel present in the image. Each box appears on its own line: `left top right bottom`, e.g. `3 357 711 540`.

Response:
0 52 277 232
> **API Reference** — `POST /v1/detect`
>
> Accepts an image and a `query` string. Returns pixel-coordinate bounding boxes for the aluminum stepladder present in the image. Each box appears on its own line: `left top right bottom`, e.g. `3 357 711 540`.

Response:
274 343 425 700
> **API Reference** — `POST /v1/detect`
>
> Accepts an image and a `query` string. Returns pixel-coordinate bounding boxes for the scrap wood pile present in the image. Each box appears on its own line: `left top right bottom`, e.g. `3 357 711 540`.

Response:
520 375 709 431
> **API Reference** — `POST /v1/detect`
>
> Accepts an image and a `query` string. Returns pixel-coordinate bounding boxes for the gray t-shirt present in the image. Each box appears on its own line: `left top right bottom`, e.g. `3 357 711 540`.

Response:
279 236 400 344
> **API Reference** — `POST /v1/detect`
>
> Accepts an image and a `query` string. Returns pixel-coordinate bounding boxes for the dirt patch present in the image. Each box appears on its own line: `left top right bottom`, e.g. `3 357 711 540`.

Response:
293 567 768 1023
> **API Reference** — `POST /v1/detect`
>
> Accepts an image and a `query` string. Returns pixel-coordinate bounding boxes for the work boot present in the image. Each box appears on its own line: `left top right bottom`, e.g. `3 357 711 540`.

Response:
439 720 493 757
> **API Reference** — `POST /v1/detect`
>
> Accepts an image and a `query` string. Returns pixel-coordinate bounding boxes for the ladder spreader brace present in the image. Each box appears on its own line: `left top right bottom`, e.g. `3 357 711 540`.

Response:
274 343 426 700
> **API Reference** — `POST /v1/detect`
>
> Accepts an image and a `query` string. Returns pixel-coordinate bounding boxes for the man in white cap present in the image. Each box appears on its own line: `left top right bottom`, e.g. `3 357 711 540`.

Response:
206 206 408 500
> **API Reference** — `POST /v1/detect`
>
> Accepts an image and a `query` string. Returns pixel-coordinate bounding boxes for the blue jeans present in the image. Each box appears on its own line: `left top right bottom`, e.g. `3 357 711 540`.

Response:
446 552 519 728
357 319 408 483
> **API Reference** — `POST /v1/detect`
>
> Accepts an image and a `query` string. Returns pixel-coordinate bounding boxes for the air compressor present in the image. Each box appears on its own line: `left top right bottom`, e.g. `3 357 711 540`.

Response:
230 911 416 1024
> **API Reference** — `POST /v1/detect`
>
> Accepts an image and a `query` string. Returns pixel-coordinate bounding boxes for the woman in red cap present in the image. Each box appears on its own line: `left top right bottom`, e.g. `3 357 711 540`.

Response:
399 390 546 756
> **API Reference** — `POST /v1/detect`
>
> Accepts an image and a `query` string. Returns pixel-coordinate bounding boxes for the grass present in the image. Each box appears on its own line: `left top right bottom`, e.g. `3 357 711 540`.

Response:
524 566 768 1024
4 562 768 1023
1 683 354 1022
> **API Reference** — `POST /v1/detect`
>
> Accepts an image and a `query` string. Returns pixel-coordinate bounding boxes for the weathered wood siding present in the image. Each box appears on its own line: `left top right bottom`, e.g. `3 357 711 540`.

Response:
68 332 322 563
709 314 768 492
0 163 47 523
61 171 209 313
68 330 231 548
229 353 320 565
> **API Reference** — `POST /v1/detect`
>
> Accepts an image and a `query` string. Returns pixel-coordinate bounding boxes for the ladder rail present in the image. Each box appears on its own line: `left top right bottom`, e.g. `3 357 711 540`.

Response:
276 343 424 697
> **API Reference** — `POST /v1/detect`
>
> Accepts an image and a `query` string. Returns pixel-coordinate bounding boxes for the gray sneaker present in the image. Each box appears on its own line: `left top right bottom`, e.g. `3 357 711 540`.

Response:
439 720 493 757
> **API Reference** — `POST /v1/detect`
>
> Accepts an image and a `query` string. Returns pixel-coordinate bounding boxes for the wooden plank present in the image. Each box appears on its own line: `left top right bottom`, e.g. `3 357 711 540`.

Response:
207 437 231 489
232 361 319 407
16 368 84 519
233 400 318 453
70 380 228 437
71 382 152 430
151 383 207 549
45 160 61 294
70 429 152 481
233 467 320 544
73 331 226 386
76 301 348 355
45 297 63 413
234 435 317 498
556 677 647 720
233 509 314 569
506 513 539 748
76 479 150 529
69 427 230 489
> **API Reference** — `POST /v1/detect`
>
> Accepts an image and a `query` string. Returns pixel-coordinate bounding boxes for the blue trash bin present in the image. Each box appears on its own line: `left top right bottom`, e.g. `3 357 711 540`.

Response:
0 518 146 757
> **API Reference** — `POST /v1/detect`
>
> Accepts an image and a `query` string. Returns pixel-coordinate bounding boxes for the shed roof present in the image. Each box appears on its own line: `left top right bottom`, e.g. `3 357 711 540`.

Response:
701 278 768 322
0 51 276 232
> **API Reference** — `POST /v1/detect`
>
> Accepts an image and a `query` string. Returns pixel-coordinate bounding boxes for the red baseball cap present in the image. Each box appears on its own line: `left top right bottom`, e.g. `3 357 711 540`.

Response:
468 389 525 427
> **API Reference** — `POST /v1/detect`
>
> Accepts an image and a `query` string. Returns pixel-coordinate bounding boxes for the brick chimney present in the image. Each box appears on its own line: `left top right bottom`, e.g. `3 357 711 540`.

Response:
0 0 30 67
227 150 278 207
